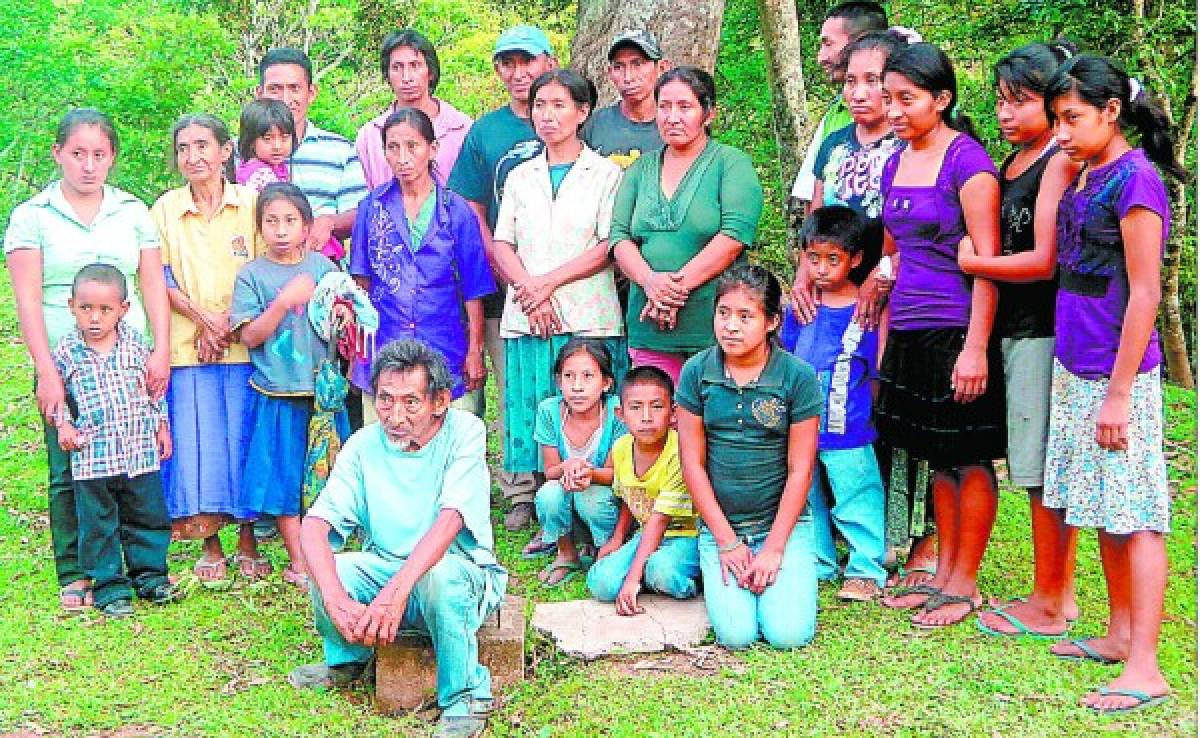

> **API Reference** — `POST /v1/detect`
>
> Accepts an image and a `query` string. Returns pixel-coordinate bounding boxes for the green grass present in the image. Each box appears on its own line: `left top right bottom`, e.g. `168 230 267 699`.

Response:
0 273 1196 738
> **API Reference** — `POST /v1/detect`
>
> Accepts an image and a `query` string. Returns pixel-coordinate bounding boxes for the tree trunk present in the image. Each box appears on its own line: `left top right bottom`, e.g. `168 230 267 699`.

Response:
571 0 726 106
1155 63 1196 388
756 0 810 208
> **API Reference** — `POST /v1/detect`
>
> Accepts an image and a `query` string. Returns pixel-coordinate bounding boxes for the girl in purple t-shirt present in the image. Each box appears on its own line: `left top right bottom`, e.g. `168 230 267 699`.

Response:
873 44 1006 630
1040 55 1184 715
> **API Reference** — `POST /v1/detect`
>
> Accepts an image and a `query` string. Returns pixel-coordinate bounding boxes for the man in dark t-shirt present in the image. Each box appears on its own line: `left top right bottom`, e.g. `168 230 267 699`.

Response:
582 29 670 168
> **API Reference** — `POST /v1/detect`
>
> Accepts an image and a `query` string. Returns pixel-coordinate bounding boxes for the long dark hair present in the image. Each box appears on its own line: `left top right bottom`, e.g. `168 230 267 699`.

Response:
56 108 119 154
1044 54 1187 182
553 337 616 395
993 40 1077 98
530 69 598 125
237 98 297 164
885 42 979 142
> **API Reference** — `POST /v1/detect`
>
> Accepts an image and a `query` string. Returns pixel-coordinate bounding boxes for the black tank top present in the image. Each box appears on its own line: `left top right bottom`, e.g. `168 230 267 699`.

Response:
996 146 1058 339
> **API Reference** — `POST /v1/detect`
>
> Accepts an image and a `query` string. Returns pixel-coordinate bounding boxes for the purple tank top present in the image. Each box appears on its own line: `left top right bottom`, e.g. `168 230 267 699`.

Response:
881 135 998 331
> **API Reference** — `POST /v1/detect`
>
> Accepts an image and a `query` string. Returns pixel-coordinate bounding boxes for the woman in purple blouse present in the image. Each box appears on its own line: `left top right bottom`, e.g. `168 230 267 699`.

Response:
872 44 1006 628
350 108 495 418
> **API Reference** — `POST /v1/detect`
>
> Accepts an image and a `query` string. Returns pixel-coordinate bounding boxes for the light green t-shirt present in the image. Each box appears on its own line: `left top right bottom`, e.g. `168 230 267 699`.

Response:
407 190 437 251
3 182 159 349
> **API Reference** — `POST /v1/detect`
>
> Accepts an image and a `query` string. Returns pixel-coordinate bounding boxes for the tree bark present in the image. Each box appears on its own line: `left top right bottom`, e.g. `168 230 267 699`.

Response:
1155 62 1196 388
571 0 726 106
756 0 809 203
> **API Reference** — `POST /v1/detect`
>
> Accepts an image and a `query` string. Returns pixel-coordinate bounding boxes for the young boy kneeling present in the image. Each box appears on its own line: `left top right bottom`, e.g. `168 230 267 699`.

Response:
783 206 888 601
586 366 700 614
53 264 176 617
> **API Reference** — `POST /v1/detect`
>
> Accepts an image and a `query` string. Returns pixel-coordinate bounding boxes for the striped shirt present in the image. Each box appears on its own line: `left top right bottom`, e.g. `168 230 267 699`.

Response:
290 122 369 217
53 323 168 481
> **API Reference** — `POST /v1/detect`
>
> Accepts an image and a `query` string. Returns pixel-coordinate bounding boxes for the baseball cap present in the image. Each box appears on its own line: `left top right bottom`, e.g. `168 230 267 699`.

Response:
607 29 663 61
494 25 554 58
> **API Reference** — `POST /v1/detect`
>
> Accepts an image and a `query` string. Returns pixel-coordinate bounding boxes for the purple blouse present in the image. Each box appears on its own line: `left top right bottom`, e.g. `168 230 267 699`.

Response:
349 180 496 395
881 135 998 331
1054 148 1169 379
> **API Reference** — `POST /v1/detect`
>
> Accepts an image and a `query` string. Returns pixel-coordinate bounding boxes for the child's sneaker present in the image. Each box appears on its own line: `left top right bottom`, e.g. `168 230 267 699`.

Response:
98 598 135 618
837 578 881 602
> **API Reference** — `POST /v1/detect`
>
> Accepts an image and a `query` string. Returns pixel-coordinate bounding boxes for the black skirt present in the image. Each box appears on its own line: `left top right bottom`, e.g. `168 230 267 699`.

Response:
875 327 1006 469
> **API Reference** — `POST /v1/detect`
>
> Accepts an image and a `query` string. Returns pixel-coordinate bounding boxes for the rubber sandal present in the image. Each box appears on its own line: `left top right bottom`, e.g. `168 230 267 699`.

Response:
911 592 980 629
59 582 93 613
98 598 135 618
1085 687 1170 713
193 556 231 591
888 562 936 587
1053 638 1121 665
538 560 582 587
881 582 940 610
231 553 273 581
975 607 1069 639
282 566 310 592
521 537 556 560
990 595 1079 623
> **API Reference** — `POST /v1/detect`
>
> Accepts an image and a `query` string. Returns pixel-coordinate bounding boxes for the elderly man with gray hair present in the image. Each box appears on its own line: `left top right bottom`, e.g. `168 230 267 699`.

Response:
291 339 506 738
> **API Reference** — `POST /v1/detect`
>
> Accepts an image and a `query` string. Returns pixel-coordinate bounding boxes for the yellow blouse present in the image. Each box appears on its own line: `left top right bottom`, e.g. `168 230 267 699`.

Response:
151 183 261 367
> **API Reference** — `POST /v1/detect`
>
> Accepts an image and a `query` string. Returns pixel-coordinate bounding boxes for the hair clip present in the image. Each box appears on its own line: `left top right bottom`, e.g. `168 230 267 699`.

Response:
888 25 923 44
1128 77 1144 104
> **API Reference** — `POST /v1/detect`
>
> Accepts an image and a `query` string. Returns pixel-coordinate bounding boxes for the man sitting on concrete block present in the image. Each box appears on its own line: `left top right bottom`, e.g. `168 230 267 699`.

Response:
290 339 508 738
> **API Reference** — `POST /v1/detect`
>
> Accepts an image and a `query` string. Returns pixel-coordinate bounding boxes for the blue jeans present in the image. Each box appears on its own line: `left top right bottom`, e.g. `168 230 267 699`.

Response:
586 533 700 601
698 521 817 650
310 551 506 717
808 445 887 586
535 480 619 546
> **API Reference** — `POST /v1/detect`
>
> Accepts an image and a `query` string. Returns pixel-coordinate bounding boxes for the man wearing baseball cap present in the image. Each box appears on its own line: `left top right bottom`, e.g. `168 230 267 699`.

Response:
447 25 557 534
582 29 671 167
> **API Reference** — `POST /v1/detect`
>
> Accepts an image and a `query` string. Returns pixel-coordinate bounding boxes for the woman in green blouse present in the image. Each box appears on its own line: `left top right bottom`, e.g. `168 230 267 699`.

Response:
611 66 764 383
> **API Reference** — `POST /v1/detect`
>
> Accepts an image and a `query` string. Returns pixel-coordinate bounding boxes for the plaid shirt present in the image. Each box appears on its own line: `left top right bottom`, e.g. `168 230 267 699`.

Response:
52 323 167 480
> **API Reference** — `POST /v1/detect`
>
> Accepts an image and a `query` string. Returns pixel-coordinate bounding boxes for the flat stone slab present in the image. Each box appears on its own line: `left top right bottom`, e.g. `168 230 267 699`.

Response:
532 595 711 660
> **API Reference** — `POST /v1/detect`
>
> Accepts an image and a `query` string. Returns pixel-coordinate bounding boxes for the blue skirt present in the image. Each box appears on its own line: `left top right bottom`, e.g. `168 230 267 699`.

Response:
241 390 350 517
162 364 255 525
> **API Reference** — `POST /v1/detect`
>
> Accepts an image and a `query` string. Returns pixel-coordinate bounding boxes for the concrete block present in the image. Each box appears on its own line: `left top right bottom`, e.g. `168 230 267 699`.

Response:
531 595 711 660
375 595 526 714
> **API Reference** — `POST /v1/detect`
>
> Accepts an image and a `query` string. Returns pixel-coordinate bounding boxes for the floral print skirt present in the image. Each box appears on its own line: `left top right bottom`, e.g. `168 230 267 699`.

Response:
1042 360 1170 533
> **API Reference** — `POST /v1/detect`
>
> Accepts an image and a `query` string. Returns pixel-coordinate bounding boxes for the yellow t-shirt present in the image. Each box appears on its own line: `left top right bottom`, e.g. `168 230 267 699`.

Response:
611 430 697 537
151 183 261 367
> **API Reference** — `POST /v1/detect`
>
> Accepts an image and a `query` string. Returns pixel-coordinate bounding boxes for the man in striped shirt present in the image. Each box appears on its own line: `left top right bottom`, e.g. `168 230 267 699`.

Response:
256 48 368 255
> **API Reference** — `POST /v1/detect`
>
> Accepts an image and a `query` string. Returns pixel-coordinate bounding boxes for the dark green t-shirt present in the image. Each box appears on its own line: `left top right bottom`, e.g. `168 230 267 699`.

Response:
609 140 764 354
447 105 541 317
675 346 823 537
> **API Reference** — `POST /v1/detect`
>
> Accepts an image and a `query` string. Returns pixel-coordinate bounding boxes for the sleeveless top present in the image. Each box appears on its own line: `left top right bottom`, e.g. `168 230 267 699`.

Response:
995 145 1058 339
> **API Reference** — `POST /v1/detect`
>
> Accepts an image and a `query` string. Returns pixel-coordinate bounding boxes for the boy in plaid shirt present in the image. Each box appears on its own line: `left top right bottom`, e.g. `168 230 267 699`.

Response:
52 264 176 617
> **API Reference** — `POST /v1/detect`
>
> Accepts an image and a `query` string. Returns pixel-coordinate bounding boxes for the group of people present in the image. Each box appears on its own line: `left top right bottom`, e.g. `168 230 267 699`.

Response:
4 2 1184 734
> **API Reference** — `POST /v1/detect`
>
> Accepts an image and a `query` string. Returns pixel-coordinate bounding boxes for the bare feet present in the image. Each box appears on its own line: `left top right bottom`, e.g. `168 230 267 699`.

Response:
977 597 1070 636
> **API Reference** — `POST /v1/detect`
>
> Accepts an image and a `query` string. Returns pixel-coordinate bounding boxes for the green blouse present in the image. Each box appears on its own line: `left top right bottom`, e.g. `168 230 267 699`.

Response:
609 140 764 354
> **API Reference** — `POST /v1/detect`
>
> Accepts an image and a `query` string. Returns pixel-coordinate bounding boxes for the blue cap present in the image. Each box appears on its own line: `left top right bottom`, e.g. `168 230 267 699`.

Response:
493 25 553 58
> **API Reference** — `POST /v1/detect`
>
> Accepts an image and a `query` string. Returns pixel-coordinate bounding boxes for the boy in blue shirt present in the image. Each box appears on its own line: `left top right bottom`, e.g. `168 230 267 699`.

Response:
781 206 887 601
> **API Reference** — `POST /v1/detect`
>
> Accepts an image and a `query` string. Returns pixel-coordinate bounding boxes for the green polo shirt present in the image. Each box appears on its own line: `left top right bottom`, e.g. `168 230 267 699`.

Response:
676 345 823 537
610 140 764 354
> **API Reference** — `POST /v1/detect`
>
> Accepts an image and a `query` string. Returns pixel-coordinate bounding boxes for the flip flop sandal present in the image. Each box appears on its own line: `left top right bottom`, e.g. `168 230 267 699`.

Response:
59 583 94 613
911 592 980 629
231 554 273 581
888 563 936 587
881 582 940 610
975 607 1069 639
1053 638 1120 665
521 537 556 560
990 595 1079 623
193 557 231 591
1085 687 1170 714
538 560 583 587
282 566 310 592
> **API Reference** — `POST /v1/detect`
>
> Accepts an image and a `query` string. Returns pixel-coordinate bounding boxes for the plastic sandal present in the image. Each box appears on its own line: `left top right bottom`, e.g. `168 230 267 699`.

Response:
911 592 980 629
1053 638 1121 665
975 607 1069 639
231 553 273 581
59 582 93 613
1086 687 1170 713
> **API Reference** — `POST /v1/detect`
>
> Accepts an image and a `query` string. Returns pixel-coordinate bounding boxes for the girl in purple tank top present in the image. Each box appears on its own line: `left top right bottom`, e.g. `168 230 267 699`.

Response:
872 44 1006 631
1040 54 1184 715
